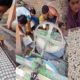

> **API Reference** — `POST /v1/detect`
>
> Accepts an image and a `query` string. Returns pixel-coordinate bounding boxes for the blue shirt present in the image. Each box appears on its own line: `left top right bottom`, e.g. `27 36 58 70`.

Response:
31 16 39 30
48 16 57 23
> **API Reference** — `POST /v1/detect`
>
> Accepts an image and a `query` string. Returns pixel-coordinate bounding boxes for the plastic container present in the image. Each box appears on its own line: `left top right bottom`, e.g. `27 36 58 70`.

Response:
34 22 66 60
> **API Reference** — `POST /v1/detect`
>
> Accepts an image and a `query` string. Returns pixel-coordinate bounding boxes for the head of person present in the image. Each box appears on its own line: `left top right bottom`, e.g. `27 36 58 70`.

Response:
68 0 80 14
18 15 28 26
42 5 49 19
16 0 20 3
0 0 13 20
30 8 36 16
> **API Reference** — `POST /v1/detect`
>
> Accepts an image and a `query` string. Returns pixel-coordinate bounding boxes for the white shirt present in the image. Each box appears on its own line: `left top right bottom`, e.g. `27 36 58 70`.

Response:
16 6 31 20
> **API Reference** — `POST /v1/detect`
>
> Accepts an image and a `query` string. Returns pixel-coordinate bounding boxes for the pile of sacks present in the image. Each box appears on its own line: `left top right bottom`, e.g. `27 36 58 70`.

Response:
66 28 80 80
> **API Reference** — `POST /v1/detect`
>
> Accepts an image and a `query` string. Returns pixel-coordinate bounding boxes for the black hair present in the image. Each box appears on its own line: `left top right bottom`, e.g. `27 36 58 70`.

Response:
0 0 13 8
30 8 36 15
68 0 70 2
18 15 28 25
42 5 49 14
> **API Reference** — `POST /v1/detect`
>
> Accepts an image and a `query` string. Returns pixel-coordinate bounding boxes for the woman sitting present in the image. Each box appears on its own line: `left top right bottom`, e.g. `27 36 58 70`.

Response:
67 0 80 28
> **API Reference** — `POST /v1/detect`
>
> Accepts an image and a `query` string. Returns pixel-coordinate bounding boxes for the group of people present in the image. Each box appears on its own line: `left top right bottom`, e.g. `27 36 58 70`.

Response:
16 0 80 36
0 0 80 45
16 5 59 36
0 0 79 28
12 5 58 42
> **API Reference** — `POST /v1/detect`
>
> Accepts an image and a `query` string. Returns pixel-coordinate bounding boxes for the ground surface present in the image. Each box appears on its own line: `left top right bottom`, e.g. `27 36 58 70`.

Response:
66 28 80 80
0 47 15 80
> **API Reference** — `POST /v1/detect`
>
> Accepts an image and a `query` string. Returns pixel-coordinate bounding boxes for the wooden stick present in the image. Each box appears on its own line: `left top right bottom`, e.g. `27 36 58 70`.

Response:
16 25 22 54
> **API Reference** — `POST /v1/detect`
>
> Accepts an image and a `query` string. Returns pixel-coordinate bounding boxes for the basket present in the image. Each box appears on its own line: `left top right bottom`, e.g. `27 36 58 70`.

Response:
34 22 66 59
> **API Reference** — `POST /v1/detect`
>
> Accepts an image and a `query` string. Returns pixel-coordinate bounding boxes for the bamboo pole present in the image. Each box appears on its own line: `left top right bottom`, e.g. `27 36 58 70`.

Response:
16 25 22 54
